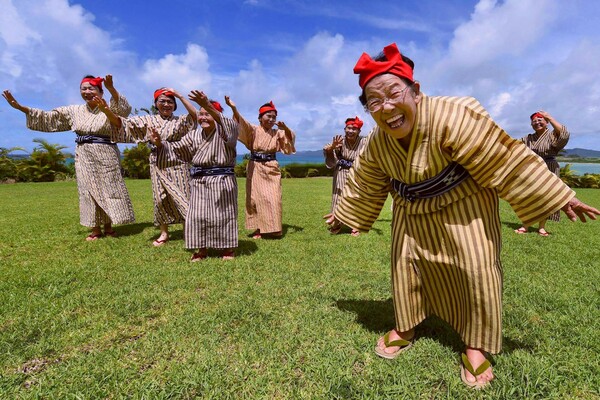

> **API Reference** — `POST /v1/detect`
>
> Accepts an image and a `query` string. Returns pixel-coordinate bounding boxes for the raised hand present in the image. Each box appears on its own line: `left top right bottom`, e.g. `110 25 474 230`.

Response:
104 74 114 92
224 96 235 108
189 90 209 106
2 90 28 113
332 135 343 149
276 121 289 130
561 197 600 222
148 128 162 147
90 95 108 110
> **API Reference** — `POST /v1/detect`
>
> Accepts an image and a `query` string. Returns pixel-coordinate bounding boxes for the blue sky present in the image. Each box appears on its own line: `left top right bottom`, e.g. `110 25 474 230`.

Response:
1 0 600 154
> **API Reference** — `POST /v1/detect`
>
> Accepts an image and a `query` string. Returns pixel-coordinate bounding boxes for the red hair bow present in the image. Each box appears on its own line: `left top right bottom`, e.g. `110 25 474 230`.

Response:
353 43 414 89
346 116 364 129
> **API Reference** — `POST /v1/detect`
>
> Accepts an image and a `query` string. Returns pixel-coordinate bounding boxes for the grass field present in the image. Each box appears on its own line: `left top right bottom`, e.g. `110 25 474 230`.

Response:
0 178 599 399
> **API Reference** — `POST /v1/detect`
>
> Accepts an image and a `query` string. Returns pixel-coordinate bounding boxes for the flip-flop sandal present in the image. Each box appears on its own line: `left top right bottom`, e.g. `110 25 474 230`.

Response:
222 250 235 260
350 229 360 237
191 251 208 262
373 331 413 360
86 232 103 241
460 352 492 389
538 229 550 237
514 227 527 234
104 230 117 237
153 238 168 247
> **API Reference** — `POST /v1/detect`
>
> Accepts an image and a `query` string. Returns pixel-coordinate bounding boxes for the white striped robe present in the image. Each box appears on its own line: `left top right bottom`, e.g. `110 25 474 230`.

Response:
113 114 197 226
236 115 296 234
335 95 574 354
324 135 367 213
163 117 239 249
520 126 570 221
26 95 135 227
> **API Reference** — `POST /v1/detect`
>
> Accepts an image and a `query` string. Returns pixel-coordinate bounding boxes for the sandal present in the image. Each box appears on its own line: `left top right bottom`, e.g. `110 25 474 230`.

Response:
374 330 413 360
85 232 103 241
190 250 207 262
460 352 492 389
350 229 360 237
104 230 117 238
538 229 550 237
329 225 342 235
514 227 527 234
152 238 168 247
251 230 262 240
222 250 235 260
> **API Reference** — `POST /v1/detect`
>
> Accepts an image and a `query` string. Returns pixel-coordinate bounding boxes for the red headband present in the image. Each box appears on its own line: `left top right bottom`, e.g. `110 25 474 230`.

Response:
530 112 545 121
259 101 277 115
154 88 175 101
345 116 364 129
81 77 104 90
353 43 414 89
211 101 223 113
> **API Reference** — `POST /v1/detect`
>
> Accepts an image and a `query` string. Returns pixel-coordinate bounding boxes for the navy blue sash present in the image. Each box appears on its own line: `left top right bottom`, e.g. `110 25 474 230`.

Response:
543 156 556 162
337 158 353 169
75 135 114 145
391 162 470 202
250 152 276 162
190 166 235 178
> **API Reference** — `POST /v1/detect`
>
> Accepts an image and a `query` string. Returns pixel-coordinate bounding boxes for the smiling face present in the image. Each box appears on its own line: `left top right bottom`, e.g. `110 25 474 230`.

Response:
80 82 102 105
531 116 548 134
344 124 360 140
155 94 175 118
364 73 421 140
198 108 216 131
259 111 277 130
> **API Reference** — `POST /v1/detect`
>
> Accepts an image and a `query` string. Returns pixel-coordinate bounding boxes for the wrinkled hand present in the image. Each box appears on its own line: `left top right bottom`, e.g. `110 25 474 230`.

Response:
332 135 343 149
104 74 114 91
90 95 109 111
276 121 289 130
323 142 333 152
148 128 162 147
2 90 24 111
166 87 181 98
225 96 235 108
189 90 209 106
561 197 600 222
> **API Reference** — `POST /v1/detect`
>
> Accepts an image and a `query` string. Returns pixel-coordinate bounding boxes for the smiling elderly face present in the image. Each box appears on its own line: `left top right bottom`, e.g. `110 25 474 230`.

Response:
364 73 421 140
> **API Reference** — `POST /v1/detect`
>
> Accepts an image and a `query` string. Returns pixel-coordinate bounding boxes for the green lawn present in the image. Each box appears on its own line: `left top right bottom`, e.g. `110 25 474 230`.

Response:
0 179 598 399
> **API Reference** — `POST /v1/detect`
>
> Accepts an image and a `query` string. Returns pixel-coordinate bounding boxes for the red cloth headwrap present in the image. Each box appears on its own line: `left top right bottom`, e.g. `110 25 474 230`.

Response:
210 101 224 113
530 112 545 120
258 101 277 115
353 43 414 89
81 77 104 90
345 116 364 129
154 88 175 101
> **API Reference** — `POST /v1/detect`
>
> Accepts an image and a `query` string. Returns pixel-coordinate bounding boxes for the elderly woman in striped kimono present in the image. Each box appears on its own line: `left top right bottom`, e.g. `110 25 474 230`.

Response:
323 116 367 236
224 97 296 239
514 111 569 236
2 75 135 241
97 88 198 246
326 43 599 389
150 91 239 261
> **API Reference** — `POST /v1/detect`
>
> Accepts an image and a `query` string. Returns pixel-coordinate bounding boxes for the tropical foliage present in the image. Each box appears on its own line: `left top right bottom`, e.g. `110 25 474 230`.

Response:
121 143 151 179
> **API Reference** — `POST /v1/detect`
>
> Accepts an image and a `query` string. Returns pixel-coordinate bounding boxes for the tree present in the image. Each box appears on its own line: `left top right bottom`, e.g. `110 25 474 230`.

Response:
0 147 25 182
16 139 72 182
122 143 151 179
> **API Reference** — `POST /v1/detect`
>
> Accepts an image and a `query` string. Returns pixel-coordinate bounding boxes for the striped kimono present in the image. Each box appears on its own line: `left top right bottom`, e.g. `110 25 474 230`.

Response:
26 95 135 227
113 114 197 226
237 116 296 234
334 95 574 354
324 135 367 213
163 117 239 250
520 126 570 221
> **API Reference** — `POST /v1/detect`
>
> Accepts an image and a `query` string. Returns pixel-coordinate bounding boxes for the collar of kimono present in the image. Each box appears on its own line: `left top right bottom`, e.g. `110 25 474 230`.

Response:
353 43 414 89
259 101 277 115
81 77 104 90
346 116 363 129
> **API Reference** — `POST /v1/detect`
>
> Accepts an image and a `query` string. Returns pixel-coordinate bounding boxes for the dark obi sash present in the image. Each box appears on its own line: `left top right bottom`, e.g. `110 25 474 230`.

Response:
75 135 114 145
391 162 470 202
543 156 556 163
337 158 353 169
250 151 277 162
190 166 235 178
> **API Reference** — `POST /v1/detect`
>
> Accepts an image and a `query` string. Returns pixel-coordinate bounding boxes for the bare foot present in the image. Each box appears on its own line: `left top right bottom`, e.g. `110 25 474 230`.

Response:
462 347 494 387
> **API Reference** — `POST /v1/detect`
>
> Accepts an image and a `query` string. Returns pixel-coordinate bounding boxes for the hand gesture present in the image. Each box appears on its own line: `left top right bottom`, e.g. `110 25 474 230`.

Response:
3 90 23 110
275 121 288 130
189 90 209 106
90 95 109 111
225 96 235 108
331 135 343 149
104 74 114 92
148 128 162 147
561 197 600 222
165 87 181 98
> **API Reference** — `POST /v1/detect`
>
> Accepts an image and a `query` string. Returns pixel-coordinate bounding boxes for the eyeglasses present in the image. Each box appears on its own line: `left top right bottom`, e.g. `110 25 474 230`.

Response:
365 85 412 112
157 100 175 105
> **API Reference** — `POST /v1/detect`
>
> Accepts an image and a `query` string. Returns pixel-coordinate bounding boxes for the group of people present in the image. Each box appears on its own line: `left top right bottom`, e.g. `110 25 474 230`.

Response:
3 42 599 390
2 78 296 261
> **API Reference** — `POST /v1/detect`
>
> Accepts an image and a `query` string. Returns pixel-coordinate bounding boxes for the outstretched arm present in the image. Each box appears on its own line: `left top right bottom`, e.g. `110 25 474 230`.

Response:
2 90 30 114
189 90 222 125
166 88 197 117
225 96 242 122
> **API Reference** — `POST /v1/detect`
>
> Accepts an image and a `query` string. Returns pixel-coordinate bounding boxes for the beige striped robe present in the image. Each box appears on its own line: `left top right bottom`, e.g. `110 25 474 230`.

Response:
237 116 296 234
26 95 135 227
324 135 367 213
164 117 239 249
520 126 570 221
335 95 574 354
113 114 197 226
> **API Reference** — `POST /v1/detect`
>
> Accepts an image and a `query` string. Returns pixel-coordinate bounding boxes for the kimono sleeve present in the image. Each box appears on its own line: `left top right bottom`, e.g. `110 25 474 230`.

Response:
217 116 239 149
26 106 72 132
161 129 197 164
166 114 198 142
334 134 391 232
277 129 296 155
445 98 574 226
323 147 338 169
111 116 143 143
550 126 569 151
235 114 255 149
109 94 132 117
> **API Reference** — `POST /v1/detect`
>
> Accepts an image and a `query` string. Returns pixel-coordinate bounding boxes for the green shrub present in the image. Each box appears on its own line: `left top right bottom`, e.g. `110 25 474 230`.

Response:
122 143 151 179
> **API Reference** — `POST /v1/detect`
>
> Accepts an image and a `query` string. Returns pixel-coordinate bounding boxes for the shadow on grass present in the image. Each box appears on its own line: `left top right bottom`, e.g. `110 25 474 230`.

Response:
237 239 259 256
111 222 154 237
335 298 535 354
246 223 305 240
502 220 526 231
